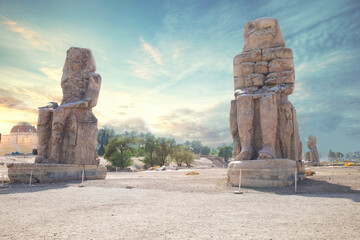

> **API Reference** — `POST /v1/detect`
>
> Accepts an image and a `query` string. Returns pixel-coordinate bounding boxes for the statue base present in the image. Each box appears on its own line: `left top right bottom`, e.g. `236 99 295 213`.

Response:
227 159 301 187
7 163 106 183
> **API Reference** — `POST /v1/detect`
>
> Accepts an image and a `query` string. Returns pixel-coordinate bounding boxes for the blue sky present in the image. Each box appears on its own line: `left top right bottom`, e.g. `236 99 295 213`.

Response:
0 0 359 157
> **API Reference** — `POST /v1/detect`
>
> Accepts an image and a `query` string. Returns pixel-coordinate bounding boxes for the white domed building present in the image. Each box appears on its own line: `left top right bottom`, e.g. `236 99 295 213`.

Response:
0 122 38 156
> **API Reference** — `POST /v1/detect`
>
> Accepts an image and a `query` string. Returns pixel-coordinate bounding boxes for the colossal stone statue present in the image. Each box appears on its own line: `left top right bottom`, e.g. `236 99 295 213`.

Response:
7 47 106 183
35 47 101 165
306 136 320 165
230 17 302 162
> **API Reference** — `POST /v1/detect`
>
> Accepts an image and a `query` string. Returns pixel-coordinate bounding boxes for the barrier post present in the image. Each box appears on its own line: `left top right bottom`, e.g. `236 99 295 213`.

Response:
29 169 33 186
238 169 242 190
295 170 298 193
81 165 85 185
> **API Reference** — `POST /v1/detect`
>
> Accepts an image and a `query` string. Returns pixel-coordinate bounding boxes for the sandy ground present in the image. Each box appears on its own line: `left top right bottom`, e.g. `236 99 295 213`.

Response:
0 157 359 239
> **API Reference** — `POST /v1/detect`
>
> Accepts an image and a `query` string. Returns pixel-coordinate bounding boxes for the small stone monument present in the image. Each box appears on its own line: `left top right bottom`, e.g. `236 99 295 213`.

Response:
7 47 106 183
227 18 305 187
306 136 320 166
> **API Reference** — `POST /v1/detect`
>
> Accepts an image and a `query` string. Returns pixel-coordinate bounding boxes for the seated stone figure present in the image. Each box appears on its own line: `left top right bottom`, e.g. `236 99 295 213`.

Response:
306 136 320 165
230 18 301 161
35 47 101 165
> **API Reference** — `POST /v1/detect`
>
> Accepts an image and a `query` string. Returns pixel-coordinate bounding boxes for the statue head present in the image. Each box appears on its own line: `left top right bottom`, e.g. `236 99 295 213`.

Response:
60 47 97 105
62 47 96 73
242 18 285 51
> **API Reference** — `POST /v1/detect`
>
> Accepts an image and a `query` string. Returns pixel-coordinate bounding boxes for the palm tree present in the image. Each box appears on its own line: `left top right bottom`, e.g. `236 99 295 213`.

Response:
97 127 115 156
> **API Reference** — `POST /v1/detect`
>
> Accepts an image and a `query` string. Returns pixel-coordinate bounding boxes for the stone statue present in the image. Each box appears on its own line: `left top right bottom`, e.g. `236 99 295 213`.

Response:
306 136 320 165
230 18 302 161
35 47 101 165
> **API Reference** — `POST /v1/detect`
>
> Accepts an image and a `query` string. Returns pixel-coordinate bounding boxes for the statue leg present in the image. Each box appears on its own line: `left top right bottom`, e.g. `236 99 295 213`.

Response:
35 109 53 163
233 136 241 157
49 108 66 163
230 100 241 157
258 92 277 159
235 95 254 160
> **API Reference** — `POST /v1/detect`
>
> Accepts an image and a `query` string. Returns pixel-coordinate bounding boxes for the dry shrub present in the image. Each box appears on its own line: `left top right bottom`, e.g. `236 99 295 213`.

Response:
305 169 315 176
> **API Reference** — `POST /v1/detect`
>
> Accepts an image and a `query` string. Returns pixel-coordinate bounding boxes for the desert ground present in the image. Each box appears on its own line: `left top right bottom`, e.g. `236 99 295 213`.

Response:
0 156 359 240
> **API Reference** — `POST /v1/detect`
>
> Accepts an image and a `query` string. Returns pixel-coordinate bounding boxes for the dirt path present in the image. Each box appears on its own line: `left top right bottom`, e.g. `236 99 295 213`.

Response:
0 167 359 239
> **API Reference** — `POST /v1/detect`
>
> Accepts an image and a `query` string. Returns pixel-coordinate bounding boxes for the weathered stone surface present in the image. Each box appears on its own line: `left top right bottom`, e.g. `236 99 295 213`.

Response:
35 47 101 165
274 47 293 59
262 47 293 61
254 61 268 74
306 136 320 166
234 76 245 90
265 71 295 85
230 100 240 157
268 58 294 72
7 163 106 183
227 159 297 187
245 73 264 86
239 62 254 75
229 18 303 185
243 18 285 51
234 49 261 64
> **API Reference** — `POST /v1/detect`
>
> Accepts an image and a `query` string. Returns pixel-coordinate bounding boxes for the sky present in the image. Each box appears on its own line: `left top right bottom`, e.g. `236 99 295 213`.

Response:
0 0 359 157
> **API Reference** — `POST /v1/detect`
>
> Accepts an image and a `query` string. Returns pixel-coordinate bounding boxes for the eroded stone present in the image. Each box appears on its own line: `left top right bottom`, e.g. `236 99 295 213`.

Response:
229 18 303 185
306 136 320 165
35 47 102 165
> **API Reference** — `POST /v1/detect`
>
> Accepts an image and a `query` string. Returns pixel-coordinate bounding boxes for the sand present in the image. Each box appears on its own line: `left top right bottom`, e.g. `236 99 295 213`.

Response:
0 157 359 239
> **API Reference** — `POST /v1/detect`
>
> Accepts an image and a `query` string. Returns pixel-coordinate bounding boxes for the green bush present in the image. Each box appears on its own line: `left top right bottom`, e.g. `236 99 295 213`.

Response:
172 145 195 167
104 136 135 169
109 152 133 169
200 146 211 155
218 145 233 161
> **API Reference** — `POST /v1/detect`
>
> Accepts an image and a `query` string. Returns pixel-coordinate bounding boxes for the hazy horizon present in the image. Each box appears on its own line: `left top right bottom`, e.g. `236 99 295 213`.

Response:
0 0 359 157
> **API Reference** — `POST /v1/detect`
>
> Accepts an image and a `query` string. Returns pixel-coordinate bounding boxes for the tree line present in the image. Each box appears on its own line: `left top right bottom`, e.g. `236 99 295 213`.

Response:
96 127 233 169
328 149 360 162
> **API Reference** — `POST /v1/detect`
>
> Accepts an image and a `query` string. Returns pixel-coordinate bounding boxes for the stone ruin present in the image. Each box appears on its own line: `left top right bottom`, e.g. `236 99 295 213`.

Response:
35 47 101 165
227 18 304 187
7 47 106 183
306 136 320 166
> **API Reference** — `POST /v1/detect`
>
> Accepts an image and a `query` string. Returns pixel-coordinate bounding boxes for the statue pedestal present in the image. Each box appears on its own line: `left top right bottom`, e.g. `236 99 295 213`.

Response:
7 163 106 183
227 159 298 187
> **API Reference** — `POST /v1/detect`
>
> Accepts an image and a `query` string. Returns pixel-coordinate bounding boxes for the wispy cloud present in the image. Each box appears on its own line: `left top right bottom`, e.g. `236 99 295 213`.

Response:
127 37 170 82
154 101 231 146
104 118 151 134
0 15 55 52
0 95 37 114
140 37 162 65
39 65 62 82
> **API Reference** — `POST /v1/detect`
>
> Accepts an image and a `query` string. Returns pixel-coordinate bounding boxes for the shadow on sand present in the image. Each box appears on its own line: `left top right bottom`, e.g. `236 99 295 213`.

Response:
0 180 85 195
241 178 360 202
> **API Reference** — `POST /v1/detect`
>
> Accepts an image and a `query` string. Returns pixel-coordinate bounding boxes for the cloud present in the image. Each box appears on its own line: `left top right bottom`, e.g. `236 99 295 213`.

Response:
140 37 162 65
126 37 167 82
117 105 129 109
154 101 232 146
0 85 61 114
0 15 55 52
0 96 37 114
39 65 62 82
104 118 151 134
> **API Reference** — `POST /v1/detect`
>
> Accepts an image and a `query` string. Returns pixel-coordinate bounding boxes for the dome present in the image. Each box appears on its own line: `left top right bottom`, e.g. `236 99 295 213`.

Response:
11 122 37 134
16 122 32 126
